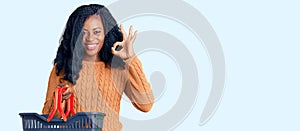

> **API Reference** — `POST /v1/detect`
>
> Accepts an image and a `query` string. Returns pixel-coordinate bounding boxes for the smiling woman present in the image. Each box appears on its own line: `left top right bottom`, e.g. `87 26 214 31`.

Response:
41 4 154 131
82 15 105 61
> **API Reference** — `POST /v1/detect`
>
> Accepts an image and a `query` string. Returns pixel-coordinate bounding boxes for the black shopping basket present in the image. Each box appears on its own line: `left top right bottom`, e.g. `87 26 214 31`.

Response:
19 112 105 131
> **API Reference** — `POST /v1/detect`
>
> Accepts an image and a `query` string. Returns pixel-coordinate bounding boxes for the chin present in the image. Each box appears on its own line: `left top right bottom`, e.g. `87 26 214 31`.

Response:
86 51 98 57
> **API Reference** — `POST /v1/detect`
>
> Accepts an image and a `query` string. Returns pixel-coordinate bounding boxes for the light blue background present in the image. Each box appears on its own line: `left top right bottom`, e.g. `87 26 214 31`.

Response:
0 0 299 130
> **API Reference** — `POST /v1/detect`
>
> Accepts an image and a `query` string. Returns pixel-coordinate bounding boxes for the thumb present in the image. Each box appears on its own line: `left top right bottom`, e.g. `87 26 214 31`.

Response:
63 87 73 95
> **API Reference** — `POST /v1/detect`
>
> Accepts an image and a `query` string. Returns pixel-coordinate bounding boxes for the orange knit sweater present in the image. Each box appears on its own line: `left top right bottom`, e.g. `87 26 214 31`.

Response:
42 57 154 131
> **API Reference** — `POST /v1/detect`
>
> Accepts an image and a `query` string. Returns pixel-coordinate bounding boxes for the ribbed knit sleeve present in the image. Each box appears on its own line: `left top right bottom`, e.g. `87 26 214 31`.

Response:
124 57 154 112
42 66 60 115
42 65 73 117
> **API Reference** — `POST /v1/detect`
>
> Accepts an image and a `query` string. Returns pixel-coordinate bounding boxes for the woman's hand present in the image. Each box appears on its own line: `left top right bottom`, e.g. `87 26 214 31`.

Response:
62 87 73 100
111 24 138 61
58 83 73 100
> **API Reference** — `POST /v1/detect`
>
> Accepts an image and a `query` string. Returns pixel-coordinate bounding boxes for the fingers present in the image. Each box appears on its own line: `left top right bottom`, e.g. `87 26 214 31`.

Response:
128 25 133 39
111 42 123 55
131 30 138 44
62 86 72 100
127 25 138 43
120 24 127 41
62 93 72 100
120 24 138 42
62 87 72 95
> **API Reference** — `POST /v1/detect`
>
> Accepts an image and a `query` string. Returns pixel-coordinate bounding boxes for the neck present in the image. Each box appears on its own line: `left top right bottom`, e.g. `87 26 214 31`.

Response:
83 55 100 62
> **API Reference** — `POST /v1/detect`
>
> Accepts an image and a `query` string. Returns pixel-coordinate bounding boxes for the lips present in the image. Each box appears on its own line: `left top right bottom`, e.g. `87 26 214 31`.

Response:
85 44 98 50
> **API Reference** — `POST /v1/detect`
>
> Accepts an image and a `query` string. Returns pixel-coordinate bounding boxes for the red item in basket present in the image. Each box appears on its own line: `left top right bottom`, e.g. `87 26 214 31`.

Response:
47 86 75 122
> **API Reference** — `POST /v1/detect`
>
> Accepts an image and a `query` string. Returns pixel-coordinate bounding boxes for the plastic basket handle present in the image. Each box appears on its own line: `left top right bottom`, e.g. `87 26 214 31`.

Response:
47 86 75 122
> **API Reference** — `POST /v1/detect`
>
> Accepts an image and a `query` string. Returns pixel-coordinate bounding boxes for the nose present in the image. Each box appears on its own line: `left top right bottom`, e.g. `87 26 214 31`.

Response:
86 34 94 42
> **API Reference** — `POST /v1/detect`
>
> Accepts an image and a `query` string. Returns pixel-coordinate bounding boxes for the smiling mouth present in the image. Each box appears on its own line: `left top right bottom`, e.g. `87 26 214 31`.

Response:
85 44 98 50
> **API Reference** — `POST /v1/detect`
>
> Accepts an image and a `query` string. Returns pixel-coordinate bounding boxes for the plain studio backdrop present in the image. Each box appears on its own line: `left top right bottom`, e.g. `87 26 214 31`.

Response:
0 0 299 130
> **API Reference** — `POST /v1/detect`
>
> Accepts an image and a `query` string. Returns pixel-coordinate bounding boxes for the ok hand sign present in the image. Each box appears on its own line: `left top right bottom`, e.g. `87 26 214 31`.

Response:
111 24 138 61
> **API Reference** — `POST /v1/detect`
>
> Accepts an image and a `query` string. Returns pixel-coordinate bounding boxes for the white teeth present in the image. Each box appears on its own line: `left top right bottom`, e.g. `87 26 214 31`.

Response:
85 44 97 50
87 44 96 48
86 44 97 50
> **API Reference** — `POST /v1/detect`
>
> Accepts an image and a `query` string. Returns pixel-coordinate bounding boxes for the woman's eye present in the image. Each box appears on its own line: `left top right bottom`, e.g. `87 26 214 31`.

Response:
94 31 101 35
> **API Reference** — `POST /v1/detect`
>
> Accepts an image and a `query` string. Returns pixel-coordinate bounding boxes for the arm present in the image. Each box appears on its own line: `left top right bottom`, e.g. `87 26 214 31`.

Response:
42 65 70 117
124 57 154 112
42 66 59 114
110 24 154 112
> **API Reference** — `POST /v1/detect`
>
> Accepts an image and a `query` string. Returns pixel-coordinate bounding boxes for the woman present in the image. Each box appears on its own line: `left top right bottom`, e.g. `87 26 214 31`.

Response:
42 4 154 131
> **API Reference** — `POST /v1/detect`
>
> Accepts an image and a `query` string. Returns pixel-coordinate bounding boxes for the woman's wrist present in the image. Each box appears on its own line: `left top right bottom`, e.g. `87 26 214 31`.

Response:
124 54 136 65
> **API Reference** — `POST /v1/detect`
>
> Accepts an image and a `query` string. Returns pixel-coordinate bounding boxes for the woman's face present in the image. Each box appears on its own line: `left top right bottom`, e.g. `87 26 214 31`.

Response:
82 15 105 61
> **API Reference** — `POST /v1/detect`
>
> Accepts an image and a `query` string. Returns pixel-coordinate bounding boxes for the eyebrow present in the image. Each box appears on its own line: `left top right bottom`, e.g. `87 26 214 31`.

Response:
93 27 102 30
83 27 102 31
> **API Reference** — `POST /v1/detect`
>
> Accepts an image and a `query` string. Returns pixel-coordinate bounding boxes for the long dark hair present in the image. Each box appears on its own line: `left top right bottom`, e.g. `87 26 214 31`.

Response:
54 4 124 84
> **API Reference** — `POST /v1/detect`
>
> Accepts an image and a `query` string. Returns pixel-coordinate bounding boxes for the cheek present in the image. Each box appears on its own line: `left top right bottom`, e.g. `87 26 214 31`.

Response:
97 35 105 49
82 36 86 43
98 34 105 44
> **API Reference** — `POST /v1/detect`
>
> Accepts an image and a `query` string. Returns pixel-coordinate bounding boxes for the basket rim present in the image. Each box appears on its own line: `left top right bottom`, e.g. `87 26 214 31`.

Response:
19 112 106 123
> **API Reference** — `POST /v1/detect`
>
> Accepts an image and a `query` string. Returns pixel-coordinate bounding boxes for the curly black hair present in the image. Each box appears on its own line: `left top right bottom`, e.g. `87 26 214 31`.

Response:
54 4 124 84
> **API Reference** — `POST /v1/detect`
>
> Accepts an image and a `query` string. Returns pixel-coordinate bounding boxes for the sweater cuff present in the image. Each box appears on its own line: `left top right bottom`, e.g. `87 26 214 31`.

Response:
125 56 154 105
